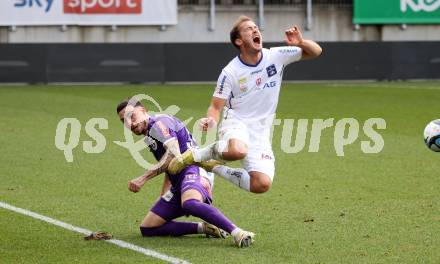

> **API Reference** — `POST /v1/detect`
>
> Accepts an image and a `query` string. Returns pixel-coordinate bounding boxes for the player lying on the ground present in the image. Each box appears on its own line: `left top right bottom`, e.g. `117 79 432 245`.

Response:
116 98 255 248
169 15 322 194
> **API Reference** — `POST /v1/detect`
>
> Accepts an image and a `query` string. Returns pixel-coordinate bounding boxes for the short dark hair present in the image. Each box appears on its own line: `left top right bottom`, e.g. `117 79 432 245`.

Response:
230 15 252 49
116 99 143 114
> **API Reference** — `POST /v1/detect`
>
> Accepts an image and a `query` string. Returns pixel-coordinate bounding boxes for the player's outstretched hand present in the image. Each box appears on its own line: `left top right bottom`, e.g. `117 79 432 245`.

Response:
198 117 217 131
285 26 303 46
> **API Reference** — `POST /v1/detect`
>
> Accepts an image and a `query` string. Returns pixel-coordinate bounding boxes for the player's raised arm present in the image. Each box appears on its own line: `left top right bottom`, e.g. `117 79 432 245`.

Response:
285 26 322 60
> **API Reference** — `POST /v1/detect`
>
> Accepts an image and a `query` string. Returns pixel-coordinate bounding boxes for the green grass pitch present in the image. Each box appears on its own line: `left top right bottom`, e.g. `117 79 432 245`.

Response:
0 82 439 263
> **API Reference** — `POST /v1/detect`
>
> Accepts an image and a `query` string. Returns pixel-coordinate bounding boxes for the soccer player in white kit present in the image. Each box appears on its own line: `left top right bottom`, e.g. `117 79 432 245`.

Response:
169 15 322 193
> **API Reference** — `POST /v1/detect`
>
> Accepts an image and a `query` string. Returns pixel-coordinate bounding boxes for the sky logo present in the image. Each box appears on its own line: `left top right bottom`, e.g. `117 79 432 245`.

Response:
14 0 54 13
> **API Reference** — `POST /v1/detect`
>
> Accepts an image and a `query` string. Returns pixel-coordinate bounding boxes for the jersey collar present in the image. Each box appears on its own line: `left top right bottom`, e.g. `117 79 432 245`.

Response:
146 115 156 134
237 51 263 67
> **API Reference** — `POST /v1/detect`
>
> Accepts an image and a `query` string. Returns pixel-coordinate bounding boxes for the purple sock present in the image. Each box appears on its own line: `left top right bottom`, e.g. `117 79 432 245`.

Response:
182 199 236 234
140 221 198 237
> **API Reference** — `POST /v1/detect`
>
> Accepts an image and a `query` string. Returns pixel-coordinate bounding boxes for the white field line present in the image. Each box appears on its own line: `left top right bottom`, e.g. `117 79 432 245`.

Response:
323 83 440 90
0 201 190 264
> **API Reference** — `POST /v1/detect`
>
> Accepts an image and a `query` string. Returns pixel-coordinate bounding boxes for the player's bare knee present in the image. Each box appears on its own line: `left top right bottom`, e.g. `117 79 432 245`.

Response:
253 181 272 193
250 175 272 193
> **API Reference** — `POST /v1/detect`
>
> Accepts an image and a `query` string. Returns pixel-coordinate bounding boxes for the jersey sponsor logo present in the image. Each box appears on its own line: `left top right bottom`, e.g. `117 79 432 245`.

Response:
250 68 263 75
64 0 142 14
263 81 276 89
261 153 273 160
185 174 198 180
217 75 227 94
156 121 170 137
278 48 298 55
266 64 277 77
256 77 262 86
239 77 248 92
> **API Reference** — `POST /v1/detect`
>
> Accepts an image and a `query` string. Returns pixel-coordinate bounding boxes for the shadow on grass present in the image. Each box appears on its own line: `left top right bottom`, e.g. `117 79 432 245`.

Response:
117 233 236 249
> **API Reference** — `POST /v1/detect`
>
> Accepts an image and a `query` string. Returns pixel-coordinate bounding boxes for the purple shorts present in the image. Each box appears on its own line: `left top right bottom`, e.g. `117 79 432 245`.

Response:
150 166 212 221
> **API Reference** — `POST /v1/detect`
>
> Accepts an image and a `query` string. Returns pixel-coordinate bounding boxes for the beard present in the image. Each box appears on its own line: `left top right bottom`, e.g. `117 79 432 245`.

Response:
132 121 146 135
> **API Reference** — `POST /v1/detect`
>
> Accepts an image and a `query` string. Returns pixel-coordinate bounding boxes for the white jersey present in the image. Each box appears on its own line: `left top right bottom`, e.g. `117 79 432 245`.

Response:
213 46 302 130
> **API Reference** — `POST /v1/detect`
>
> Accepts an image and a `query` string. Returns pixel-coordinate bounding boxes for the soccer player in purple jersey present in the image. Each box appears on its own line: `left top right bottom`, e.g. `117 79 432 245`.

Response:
116 98 255 248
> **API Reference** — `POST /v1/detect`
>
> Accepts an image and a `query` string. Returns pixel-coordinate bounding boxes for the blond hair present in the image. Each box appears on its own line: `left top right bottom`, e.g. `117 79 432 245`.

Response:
230 15 252 49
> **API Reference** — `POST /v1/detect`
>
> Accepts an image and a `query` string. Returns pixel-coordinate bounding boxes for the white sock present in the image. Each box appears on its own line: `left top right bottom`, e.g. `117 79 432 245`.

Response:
231 227 243 238
212 165 251 192
193 140 227 162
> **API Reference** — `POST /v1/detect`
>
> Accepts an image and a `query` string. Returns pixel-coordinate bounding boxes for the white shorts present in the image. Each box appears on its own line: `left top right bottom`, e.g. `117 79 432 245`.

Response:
219 118 275 180
218 118 249 146
199 167 215 190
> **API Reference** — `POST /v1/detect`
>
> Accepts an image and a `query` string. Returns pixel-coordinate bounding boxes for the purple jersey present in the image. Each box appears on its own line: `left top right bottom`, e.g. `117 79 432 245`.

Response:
145 114 198 189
